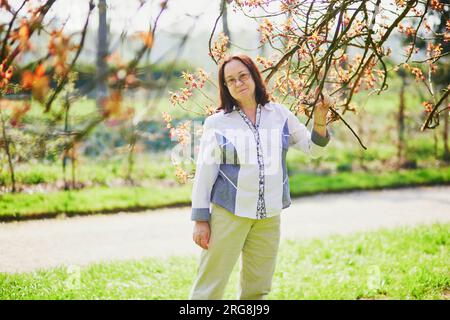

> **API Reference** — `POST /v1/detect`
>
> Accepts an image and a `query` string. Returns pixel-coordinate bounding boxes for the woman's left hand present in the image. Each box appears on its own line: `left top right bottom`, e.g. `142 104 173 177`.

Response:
314 88 335 120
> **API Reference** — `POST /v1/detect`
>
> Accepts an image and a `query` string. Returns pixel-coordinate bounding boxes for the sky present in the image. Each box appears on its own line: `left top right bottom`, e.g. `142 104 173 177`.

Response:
2 0 442 37
1 0 439 69
1 0 264 68
17 0 259 35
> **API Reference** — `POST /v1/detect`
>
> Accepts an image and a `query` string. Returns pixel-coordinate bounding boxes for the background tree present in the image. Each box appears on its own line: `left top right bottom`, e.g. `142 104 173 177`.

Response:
400 1 449 162
96 0 109 111
205 0 449 150
221 0 232 48
0 0 186 192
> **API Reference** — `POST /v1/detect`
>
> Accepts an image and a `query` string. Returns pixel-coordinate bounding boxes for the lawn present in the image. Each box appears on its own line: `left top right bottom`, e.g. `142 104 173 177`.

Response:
1 166 449 221
1 83 448 221
1 223 448 300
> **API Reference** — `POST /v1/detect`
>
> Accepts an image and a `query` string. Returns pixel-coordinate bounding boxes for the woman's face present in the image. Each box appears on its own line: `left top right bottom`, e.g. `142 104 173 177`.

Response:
223 59 256 104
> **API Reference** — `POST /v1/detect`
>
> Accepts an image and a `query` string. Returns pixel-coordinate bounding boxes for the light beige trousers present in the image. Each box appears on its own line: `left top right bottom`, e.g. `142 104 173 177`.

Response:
189 203 281 300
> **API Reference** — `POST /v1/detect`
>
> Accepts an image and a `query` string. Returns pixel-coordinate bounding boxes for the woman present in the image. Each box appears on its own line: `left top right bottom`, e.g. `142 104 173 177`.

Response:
189 54 333 300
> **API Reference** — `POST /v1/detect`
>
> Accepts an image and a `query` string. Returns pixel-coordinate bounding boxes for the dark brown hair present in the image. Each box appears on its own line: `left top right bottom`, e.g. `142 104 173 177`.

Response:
217 54 270 114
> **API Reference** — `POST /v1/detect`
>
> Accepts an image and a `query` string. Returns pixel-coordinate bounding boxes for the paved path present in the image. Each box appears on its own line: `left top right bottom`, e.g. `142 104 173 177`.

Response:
1 186 449 273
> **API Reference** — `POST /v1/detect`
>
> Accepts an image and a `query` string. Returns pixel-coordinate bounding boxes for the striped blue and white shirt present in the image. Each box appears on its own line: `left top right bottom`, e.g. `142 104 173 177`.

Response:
191 101 331 221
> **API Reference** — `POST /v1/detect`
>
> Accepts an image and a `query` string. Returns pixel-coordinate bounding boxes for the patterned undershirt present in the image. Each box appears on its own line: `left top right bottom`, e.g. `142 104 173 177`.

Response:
236 104 267 219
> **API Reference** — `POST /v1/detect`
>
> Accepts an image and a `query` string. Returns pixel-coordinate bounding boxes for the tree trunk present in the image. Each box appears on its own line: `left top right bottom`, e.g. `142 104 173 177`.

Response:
443 96 449 162
434 129 438 159
0 108 16 192
397 76 406 166
126 132 137 184
357 107 367 171
96 0 109 111
221 0 231 48
62 97 70 190
71 149 76 189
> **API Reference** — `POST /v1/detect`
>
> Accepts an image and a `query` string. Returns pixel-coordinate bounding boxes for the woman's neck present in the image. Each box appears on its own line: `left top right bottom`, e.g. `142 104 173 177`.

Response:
237 97 258 124
238 97 257 113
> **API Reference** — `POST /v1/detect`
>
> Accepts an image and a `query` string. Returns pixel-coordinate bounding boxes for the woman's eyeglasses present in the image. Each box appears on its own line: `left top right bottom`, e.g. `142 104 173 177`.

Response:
224 72 251 88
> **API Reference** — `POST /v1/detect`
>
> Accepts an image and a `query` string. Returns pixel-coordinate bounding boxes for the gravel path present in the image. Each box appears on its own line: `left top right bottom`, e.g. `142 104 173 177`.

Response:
1 185 449 274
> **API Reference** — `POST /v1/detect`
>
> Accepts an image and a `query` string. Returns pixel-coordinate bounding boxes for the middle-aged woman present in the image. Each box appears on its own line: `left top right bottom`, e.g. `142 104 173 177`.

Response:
189 53 334 300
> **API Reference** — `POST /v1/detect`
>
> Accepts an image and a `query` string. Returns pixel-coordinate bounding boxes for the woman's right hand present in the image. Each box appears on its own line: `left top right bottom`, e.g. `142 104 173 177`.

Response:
193 221 210 250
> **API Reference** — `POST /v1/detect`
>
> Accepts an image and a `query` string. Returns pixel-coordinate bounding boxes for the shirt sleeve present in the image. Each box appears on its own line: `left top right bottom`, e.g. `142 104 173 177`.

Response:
286 108 331 159
191 117 221 221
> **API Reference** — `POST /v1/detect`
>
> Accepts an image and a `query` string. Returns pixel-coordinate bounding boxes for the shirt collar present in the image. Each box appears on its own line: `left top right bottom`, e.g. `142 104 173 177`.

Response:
225 102 273 116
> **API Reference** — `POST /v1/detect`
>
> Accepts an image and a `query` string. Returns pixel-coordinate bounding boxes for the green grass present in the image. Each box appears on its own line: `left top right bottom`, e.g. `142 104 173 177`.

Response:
0 184 192 220
286 135 446 173
1 86 448 221
2 134 445 187
19 80 425 122
18 86 211 121
289 167 450 196
0 166 449 221
1 223 448 299
0 154 178 186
